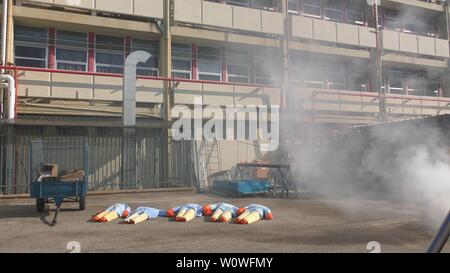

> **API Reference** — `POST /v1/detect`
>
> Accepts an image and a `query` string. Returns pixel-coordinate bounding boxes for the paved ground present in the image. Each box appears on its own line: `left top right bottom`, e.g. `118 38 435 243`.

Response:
0 190 448 253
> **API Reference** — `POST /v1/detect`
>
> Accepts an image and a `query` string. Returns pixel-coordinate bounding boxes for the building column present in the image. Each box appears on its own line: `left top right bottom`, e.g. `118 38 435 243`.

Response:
192 44 198 80
124 36 131 57
48 28 56 69
221 47 227 82
161 0 173 183
88 32 95 72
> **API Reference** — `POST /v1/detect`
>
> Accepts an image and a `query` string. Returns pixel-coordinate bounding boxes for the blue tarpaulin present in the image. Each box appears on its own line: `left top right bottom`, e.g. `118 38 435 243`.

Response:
213 180 269 195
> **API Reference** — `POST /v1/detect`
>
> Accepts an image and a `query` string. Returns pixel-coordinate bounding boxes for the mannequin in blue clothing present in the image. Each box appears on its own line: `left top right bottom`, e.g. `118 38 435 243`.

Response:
122 207 166 224
202 202 239 222
235 204 273 224
92 203 131 222
167 203 202 222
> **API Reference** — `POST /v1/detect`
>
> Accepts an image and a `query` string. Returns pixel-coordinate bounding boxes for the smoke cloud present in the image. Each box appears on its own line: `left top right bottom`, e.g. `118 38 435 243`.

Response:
287 118 450 229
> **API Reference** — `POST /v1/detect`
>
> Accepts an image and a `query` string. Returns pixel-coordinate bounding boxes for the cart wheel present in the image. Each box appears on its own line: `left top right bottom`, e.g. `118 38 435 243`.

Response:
79 196 86 211
36 198 45 213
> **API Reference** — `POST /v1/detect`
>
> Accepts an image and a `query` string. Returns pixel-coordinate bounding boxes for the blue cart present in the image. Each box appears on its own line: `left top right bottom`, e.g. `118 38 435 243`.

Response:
29 139 89 225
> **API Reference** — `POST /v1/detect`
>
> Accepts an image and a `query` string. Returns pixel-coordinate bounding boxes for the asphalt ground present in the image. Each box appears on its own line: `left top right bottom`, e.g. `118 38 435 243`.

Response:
0 190 447 253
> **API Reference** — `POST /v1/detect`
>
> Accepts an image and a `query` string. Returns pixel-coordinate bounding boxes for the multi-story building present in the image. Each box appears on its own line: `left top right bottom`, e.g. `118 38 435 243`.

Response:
1 0 450 194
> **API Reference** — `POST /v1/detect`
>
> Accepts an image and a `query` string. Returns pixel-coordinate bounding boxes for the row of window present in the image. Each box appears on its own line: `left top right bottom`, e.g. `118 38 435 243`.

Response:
288 0 441 38
288 0 366 26
290 56 442 97
383 8 439 38
206 0 277 11
15 26 160 76
14 26 277 85
290 56 368 92
13 26 444 97
384 68 440 97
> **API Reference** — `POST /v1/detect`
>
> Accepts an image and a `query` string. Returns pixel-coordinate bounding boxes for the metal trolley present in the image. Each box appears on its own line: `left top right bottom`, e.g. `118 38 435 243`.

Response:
29 139 88 225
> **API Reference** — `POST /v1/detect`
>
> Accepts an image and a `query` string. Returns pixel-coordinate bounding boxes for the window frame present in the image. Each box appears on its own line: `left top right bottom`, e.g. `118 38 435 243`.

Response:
197 45 222 82
302 0 322 19
287 0 299 15
226 49 250 84
14 26 48 68
55 30 88 72
94 34 125 74
172 43 192 79
324 0 343 23
131 38 160 77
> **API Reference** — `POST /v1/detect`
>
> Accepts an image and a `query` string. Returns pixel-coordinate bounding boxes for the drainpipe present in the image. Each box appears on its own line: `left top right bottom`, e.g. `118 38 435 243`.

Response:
1 74 16 120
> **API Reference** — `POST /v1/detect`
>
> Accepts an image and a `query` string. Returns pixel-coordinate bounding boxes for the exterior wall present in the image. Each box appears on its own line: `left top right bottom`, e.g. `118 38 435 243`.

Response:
290 16 376 48
295 87 450 124
27 0 164 19
174 0 284 35
383 30 450 58
16 71 280 106
12 0 450 121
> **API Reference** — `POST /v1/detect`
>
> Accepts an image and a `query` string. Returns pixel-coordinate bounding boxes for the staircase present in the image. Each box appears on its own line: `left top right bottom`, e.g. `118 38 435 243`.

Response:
191 139 222 193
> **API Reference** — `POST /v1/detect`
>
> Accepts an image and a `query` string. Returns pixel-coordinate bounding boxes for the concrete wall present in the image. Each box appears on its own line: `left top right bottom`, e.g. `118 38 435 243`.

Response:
290 15 376 48
174 0 284 35
17 72 281 106
383 30 450 58
219 140 261 171
28 0 164 19
296 87 450 118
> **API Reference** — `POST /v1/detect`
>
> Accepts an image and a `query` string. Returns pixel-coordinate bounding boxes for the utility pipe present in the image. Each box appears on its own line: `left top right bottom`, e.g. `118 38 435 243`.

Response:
1 74 15 120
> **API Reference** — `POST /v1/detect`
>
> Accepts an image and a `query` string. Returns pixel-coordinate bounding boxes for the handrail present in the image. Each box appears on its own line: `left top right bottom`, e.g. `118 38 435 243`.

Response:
311 89 450 104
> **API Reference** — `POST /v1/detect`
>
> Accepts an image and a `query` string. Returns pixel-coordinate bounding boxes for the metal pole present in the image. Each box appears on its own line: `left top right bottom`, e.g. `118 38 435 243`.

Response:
373 1 386 121
162 0 173 184
427 211 450 253
1 0 8 69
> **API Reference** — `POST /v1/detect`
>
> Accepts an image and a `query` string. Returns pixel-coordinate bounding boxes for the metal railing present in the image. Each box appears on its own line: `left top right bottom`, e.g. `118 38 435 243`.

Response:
308 89 450 121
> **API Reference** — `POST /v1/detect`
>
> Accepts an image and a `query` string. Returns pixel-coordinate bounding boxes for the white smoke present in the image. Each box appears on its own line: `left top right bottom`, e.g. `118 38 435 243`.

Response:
288 119 450 229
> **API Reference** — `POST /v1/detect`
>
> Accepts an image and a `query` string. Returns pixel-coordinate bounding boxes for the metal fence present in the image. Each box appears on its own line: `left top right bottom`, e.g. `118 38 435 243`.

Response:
0 125 193 195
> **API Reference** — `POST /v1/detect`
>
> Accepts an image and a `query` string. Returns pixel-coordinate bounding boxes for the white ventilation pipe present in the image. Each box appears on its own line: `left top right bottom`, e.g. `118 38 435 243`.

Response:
1 74 15 120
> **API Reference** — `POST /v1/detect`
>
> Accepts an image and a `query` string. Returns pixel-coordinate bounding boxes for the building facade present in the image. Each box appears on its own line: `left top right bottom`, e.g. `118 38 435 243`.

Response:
1 0 450 193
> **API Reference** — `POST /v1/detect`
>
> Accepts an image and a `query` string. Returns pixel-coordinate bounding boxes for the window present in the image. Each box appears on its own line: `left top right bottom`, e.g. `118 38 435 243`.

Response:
253 0 275 11
198 46 221 81
306 64 326 88
324 0 342 22
14 26 47 68
347 67 367 92
406 70 425 96
425 81 439 97
346 0 364 25
227 0 250 7
387 68 405 94
254 57 277 85
384 9 402 31
384 8 438 37
132 39 159 76
226 49 250 83
95 35 124 74
288 0 299 14
303 0 321 18
56 30 87 71
327 63 346 90
172 43 192 79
